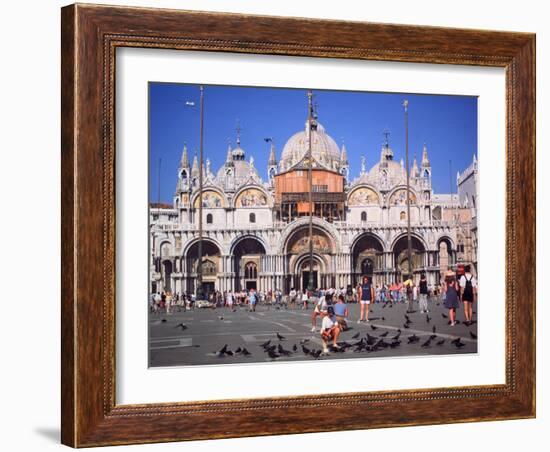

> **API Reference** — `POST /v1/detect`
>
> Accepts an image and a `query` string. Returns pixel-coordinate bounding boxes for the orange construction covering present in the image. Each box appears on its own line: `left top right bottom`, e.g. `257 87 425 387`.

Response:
297 202 311 213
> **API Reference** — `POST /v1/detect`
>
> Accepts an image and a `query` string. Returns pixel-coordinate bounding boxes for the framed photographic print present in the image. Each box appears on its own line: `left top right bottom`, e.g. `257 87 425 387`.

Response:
61 3 536 447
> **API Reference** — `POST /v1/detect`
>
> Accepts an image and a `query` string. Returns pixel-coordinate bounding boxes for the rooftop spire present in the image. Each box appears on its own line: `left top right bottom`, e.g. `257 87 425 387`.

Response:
232 121 245 160
191 151 199 175
268 141 277 165
306 90 318 134
421 143 430 167
383 128 391 148
412 153 419 177
340 143 348 164
180 142 189 167
225 142 234 165
235 119 241 147
380 129 394 161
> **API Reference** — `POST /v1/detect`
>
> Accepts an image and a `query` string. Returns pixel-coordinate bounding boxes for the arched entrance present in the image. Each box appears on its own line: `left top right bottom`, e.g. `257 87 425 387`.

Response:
294 255 327 292
185 239 222 296
232 237 266 291
392 235 426 281
361 257 374 277
244 261 258 290
284 226 335 292
351 233 385 286
437 236 455 276
161 260 173 293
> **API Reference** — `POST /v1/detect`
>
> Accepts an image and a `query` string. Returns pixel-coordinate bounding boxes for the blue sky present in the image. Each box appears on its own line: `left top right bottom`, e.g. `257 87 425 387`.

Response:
149 83 477 203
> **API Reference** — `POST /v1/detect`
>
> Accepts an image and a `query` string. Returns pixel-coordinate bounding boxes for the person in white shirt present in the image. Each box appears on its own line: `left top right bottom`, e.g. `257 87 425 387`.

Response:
320 306 341 354
226 291 234 309
310 292 328 332
289 288 297 310
301 290 309 310
459 265 478 325
151 293 160 313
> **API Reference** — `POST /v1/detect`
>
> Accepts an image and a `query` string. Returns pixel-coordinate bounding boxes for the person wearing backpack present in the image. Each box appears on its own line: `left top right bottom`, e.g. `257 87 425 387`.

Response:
459 265 477 325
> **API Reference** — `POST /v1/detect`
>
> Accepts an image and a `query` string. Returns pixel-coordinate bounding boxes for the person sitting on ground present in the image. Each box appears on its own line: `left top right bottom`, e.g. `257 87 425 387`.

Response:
333 294 349 331
321 306 341 354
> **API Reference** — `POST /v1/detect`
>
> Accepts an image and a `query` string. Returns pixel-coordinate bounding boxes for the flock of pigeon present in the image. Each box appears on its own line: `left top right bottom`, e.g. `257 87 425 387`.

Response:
208 312 477 361
154 303 477 362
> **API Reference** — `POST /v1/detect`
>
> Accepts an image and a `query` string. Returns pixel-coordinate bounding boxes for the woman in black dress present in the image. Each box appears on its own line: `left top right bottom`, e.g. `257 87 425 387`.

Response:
443 269 460 326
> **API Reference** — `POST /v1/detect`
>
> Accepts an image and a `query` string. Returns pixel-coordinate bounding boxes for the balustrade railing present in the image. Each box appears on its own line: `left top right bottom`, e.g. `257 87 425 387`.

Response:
152 218 458 233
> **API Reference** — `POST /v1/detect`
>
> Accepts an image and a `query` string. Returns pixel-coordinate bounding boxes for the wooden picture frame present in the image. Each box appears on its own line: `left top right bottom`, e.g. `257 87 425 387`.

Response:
61 3 535 447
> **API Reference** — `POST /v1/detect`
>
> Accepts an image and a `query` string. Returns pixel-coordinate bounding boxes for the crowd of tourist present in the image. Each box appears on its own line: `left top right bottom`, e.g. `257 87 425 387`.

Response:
150 269 476 314
149 280 443 313
150 266 477 354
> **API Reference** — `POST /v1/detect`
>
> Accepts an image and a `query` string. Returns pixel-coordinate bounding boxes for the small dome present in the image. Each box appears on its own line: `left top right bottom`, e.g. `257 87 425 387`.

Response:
215 159 260 184
279 122 341 172
366 160 405 186
232 146 245 160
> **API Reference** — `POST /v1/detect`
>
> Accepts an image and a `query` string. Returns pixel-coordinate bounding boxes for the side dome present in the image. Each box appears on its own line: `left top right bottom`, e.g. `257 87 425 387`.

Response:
279 122 341 172
367 160 405 187
216 160 258 180
215 143 261 189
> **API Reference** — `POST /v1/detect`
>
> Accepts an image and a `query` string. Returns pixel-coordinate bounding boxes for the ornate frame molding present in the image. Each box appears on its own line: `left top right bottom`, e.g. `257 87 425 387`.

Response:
61 4 535 447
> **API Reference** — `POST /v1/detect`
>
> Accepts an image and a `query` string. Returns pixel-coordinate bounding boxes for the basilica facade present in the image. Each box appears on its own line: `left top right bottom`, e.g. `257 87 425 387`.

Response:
150 111 477 296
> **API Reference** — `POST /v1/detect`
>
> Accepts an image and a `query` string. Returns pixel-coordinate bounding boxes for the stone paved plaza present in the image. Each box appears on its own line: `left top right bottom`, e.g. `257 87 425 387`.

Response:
149 298 478 367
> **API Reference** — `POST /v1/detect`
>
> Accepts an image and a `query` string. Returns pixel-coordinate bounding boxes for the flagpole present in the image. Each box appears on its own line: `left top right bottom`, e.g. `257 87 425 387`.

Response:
155 157 161 287
449 158 455 269
403 100 413 281
196 85 204 300
307 90 315 292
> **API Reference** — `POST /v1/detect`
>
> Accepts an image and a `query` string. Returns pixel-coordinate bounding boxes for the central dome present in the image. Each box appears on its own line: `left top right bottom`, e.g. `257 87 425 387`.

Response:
279 122 341 172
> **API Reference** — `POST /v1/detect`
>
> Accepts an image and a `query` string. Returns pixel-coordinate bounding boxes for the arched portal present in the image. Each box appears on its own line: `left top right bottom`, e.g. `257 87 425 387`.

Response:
361 257 374 276
161 260 173 293
185 239 222 296
438 241 450 283
351 233 385 287
293 254 327 292
435 236 456 284
392 235 426 281
232 237 266 291
284 226 335 292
